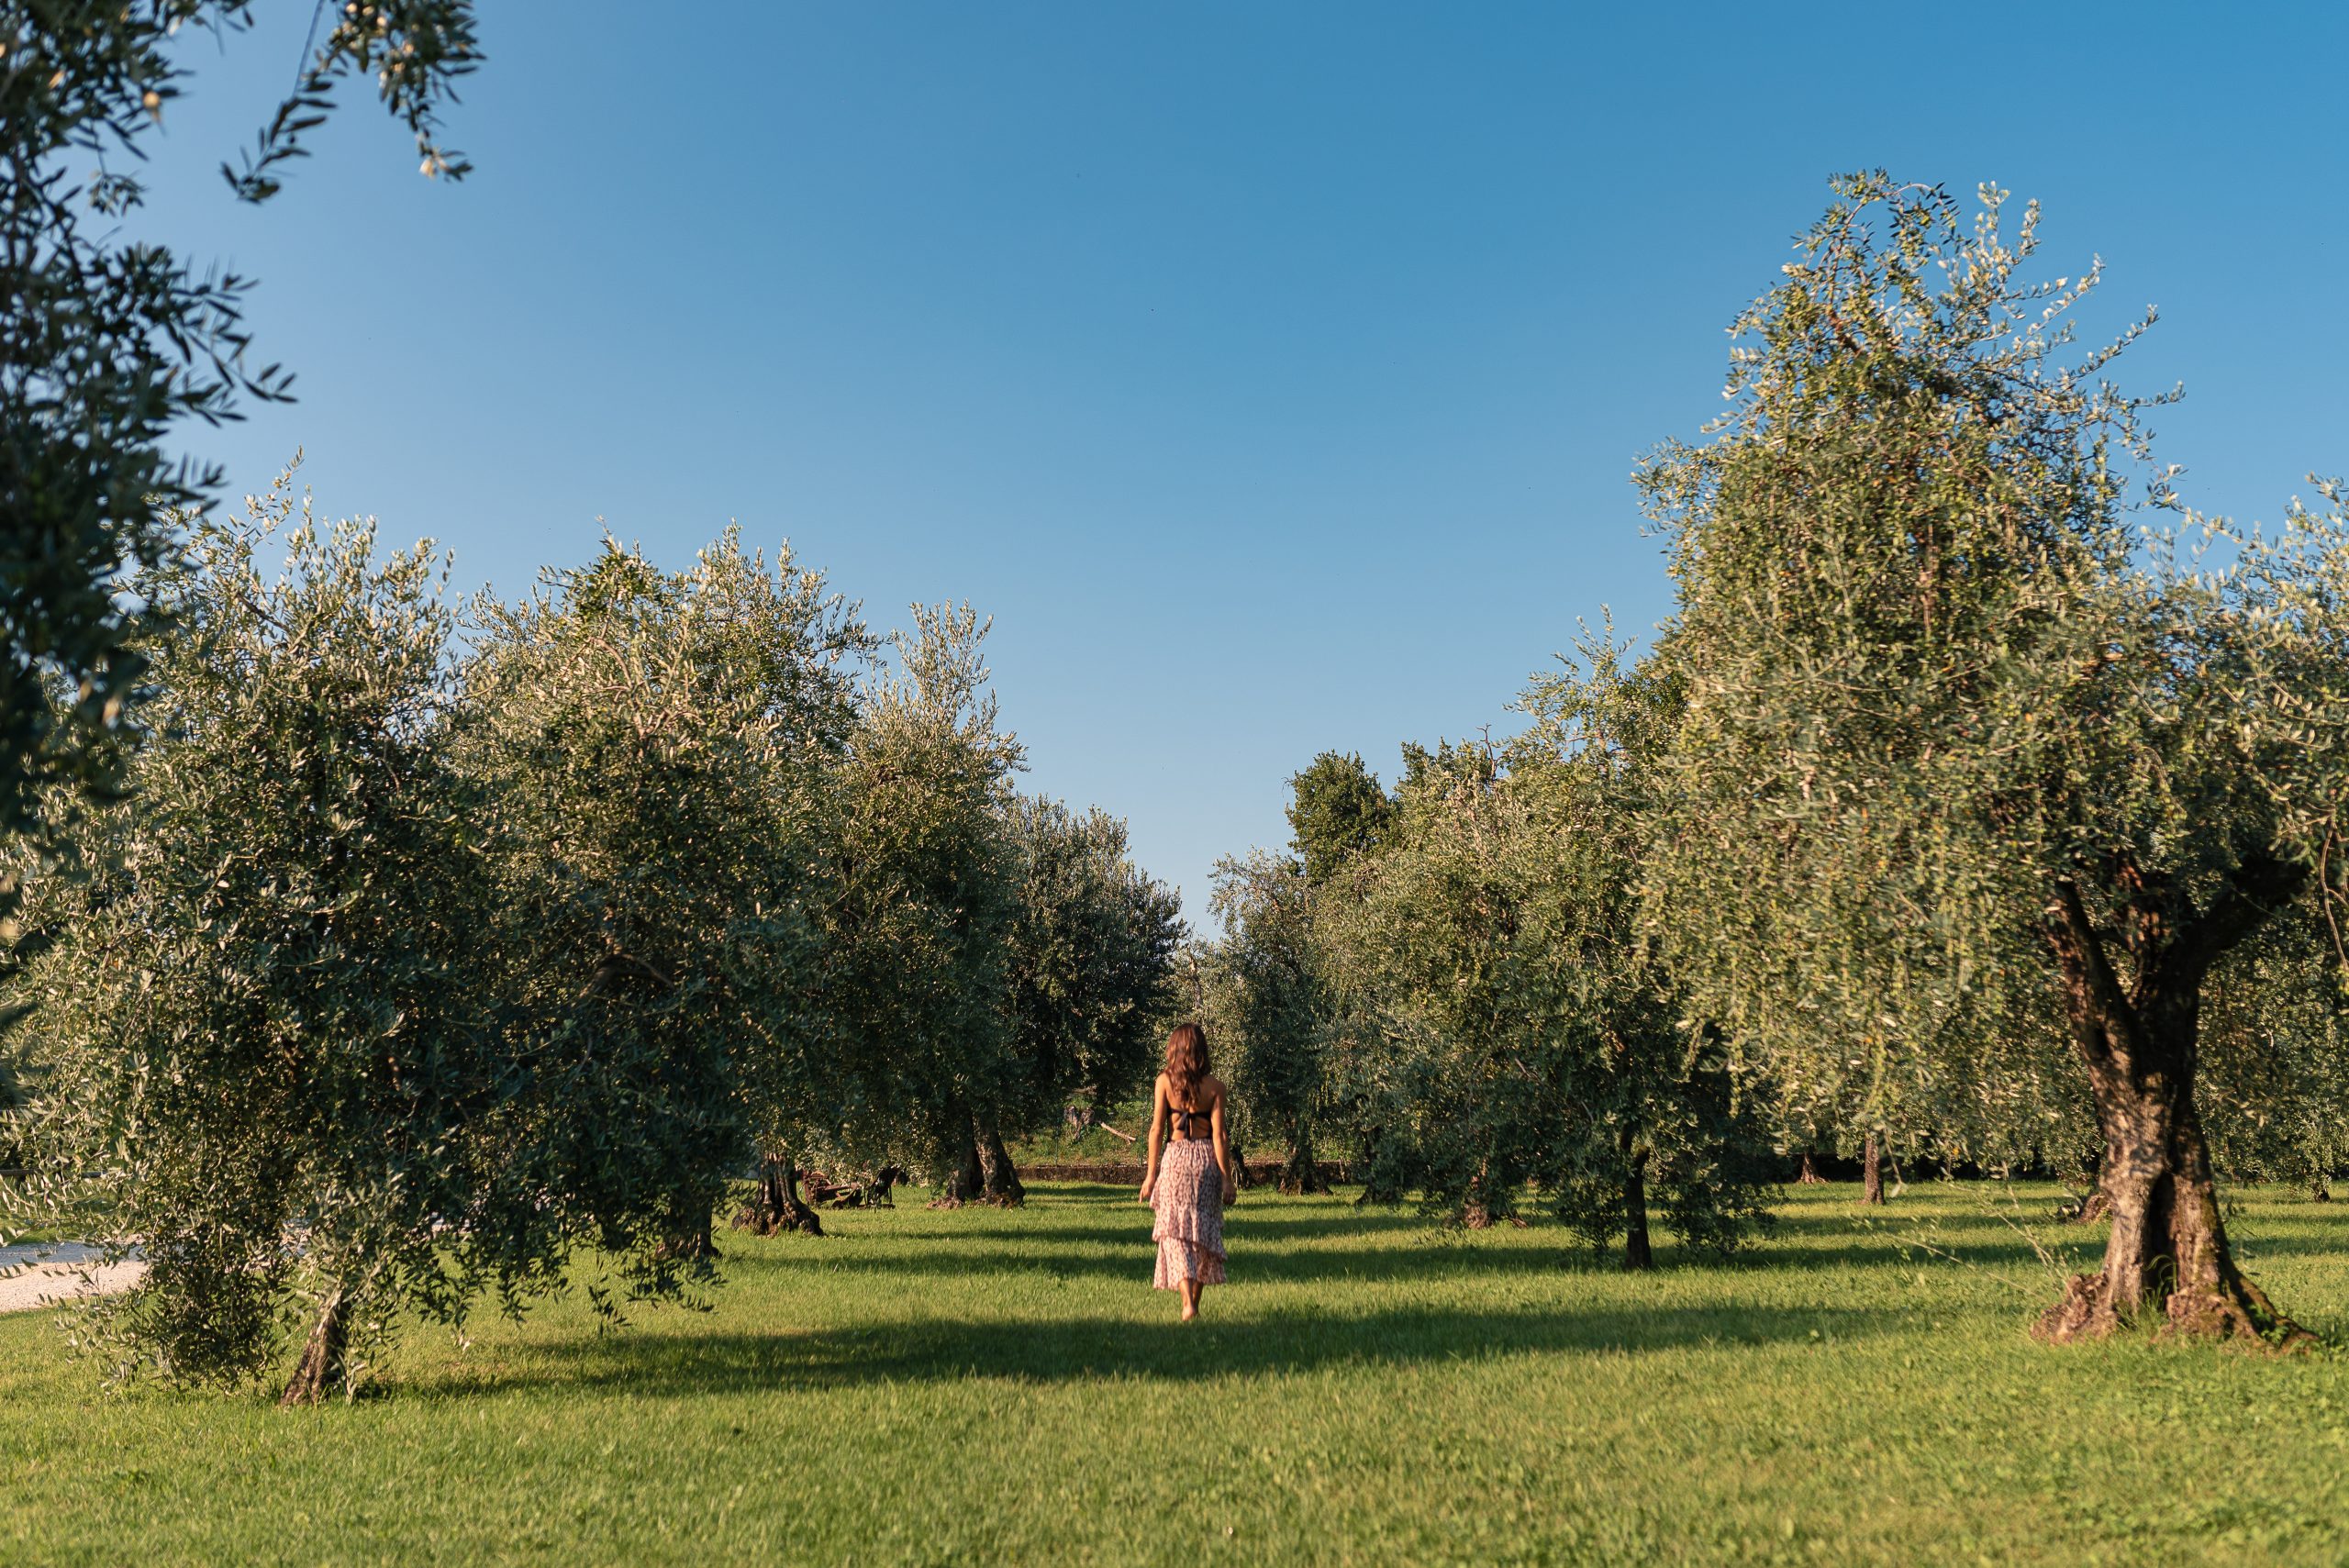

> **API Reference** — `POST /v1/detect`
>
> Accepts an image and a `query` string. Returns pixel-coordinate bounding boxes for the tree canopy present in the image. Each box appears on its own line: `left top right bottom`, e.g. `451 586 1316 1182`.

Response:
8 479 552 1399
1286 751 1394 885
1 3 482 915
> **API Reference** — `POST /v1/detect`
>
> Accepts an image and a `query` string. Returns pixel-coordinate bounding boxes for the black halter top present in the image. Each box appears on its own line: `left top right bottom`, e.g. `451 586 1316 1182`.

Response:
1170 1088 1210 1140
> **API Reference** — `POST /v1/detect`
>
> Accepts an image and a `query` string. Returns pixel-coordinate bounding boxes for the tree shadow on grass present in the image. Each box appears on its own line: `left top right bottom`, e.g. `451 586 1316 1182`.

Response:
866 1215 1426 1258
930 1195 1423 1246
1765 1201 2349 1271
451 1299 1896 1401
738 1239 1588 1288
836 1181 2349 1280
770 1202 2058 1284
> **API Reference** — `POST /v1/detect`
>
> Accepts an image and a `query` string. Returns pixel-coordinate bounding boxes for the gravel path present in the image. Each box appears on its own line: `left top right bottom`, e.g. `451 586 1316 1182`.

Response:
0 1242 144 1314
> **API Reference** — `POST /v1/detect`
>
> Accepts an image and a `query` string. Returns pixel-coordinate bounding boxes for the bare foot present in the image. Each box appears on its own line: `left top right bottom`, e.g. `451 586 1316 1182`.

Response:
1180 1306 1197 1322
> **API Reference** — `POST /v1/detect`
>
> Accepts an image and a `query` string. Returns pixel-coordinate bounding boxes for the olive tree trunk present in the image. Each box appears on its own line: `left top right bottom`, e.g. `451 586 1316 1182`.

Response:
1795 1151 1825 1184
1620 1129 1653 1272
1462 1158 1495 1229
2039 883 2310 1347
975 1113 1026 1207
734 1151 824 1236
655 1209 718 1265
928 1112 986 1208
1861 1134 1885 1206
279 1285 351 1407
1277 1114 1330 1195
1354 1126 1408 1206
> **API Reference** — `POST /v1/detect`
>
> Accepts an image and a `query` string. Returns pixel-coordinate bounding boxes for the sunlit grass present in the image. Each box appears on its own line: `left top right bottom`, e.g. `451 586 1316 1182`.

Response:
6 1182 2349 1565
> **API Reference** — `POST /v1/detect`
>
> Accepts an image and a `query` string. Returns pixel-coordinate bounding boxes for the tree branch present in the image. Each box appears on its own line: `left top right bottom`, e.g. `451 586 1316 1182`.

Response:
2043 873 2131 1067
2176 845 2310 982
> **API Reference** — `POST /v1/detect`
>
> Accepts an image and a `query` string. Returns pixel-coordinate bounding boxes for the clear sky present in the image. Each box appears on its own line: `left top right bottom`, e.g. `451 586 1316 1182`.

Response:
131 2 2349 925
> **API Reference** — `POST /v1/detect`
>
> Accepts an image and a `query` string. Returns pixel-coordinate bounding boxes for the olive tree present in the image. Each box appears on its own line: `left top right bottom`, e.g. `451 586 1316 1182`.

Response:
806 606 1025 1207
983 796 1183 1202
458 534 868 1260
2 477 570 1402
1317 644 1775 1263
1646 172 2349 1343
1208 851 1331 1194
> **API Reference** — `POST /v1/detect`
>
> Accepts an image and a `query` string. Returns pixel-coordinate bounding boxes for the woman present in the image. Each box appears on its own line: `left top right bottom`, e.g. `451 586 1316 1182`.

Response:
1140 1022 1234 1320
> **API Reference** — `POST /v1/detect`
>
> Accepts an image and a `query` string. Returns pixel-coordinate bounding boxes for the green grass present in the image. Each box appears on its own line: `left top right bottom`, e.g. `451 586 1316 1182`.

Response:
6 1182 2349 1566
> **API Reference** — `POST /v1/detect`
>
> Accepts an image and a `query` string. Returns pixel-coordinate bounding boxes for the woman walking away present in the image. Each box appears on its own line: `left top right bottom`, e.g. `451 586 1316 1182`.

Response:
1141 1022 1234 1320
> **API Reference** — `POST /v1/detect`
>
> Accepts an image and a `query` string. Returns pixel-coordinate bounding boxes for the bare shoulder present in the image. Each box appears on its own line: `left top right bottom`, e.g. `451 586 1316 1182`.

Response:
1206 1073 1229 1101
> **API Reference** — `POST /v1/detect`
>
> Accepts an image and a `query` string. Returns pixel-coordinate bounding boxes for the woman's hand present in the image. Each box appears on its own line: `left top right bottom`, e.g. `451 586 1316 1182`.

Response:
1221 1176 1235 1207
1140 1175 1156 1205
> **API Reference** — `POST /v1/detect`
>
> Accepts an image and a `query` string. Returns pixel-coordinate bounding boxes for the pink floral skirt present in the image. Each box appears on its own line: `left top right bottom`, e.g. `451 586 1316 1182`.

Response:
1152 1139 1227 1288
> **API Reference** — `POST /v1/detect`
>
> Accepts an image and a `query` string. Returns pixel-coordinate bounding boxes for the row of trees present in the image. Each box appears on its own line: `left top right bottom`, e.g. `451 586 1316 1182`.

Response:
1190 651 1776 1272
1197 175 2349 1346
0 475 1180 1399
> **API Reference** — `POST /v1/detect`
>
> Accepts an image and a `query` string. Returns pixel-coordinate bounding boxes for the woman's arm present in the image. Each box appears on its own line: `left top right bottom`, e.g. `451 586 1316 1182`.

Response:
1141 1076 1166 1203
1211 1085 1234 1205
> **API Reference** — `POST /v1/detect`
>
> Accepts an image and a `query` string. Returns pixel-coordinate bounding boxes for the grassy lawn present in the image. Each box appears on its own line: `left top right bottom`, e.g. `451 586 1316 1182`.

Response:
6 1182 2349 1566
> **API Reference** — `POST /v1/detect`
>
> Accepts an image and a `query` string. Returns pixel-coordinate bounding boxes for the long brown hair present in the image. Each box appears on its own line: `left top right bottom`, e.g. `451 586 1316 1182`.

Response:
1164 1022 1210 1108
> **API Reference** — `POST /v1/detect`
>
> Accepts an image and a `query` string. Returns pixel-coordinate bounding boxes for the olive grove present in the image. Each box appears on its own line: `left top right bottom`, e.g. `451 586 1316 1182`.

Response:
14 155 2349 1408
6 481 596 1401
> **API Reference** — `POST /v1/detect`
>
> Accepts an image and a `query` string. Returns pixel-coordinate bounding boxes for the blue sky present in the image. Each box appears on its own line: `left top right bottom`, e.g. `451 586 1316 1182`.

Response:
134 3 2349 924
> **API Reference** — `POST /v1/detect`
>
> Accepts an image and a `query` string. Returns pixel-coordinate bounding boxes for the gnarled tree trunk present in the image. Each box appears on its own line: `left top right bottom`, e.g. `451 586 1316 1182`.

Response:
2038 884 2310 1347
2065 1148 2110 1222
928 1113 985 1208
1795 1150 1825 1184
1277 1115 1330 1195
1861 1134 1885 1205
1353 1126 1408 1205
1620 1129 1653 1271
280 1286 350 1407
975 1113 1025 1207
734 1151 824 1236
655 1209 718 1265
1463 1158 1494 1229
